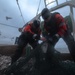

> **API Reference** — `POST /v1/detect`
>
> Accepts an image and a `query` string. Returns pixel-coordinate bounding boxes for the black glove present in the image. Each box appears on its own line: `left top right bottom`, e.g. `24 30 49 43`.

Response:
33 34 40 40
47 34 60 45
52 34 60 44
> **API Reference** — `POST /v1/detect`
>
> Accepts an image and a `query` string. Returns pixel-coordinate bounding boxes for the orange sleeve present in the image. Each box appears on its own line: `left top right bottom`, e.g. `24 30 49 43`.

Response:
55 14 67 36
23 24 34 34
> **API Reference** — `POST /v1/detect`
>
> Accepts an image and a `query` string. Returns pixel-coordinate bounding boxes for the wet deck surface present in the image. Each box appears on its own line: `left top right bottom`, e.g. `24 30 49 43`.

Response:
0 54 74 75
0 55 11 70
0 44 74 75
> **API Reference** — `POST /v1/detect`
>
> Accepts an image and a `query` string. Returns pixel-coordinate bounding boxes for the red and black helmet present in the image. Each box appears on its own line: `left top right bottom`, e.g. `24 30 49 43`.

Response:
41 8 50 20
33 20 40 28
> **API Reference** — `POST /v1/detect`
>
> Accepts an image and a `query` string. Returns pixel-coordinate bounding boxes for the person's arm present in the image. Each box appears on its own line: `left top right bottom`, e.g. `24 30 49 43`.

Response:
55 14 67 37
23 25 35 35
33 29 42 40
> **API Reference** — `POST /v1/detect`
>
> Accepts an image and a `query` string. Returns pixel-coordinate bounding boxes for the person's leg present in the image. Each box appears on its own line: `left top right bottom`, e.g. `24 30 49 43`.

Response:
62 33 75 62
11 34 28 64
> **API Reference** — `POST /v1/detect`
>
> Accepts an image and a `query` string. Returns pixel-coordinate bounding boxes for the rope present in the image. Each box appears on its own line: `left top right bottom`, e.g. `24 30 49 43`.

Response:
36 0 41 15
16 0 25 24
0 23 19 28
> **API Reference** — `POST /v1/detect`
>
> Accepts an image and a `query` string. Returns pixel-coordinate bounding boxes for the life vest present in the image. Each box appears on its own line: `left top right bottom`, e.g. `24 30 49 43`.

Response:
23 23 41 35
44 12 67 36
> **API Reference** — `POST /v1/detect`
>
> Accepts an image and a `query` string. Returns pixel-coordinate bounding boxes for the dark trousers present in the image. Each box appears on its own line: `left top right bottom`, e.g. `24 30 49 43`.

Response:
11 33 38 64
62 33 75 62
53 32 75 62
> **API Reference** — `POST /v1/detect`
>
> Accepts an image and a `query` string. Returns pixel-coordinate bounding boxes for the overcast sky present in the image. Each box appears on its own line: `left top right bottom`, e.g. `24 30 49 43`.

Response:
0 0 75 45
0 0 45 38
